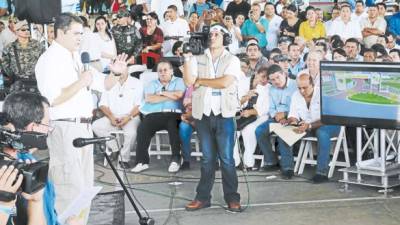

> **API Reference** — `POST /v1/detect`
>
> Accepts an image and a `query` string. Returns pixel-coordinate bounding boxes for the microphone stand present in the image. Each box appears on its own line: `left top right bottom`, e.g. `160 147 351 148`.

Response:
99 141 155 225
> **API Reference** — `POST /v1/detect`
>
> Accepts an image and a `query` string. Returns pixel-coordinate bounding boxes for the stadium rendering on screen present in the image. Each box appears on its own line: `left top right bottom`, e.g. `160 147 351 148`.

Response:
320 61 400 129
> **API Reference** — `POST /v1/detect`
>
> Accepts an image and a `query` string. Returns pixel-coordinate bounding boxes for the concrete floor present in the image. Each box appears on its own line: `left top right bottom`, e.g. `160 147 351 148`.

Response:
88 154 400 225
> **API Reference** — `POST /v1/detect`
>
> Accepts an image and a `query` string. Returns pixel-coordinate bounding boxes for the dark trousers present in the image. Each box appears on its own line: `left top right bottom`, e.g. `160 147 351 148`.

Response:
195 113 240 204
135 112 181 164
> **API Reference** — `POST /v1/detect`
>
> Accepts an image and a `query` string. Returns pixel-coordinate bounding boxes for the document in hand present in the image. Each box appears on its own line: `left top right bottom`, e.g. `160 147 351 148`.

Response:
269 123 306 147
58 186 103 224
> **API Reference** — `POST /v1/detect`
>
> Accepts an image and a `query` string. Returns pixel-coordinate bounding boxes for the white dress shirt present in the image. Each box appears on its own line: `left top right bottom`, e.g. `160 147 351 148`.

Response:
254 84 270 117
151 0 184 17
328 18 362 40
161 18 190 55
99 76 143 117
35 41 105 119
288 87 320 123
265 14 283 50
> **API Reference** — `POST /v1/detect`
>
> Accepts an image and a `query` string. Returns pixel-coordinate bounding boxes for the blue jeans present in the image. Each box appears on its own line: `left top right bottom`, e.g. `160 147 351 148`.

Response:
278 125 341 174
179 121 194 162
255 119 278 165
194 114 240 204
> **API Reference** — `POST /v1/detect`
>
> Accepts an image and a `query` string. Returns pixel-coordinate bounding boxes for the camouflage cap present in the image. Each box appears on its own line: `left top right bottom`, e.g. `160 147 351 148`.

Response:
117 10 130 18
15 20 29 30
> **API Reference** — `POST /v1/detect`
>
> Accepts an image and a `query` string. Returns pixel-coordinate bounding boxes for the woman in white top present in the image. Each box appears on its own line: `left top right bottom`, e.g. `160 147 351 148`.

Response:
93 16 117 73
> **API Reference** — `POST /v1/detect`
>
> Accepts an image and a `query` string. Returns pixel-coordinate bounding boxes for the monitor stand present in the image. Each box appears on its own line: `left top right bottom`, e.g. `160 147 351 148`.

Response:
339 128 400 197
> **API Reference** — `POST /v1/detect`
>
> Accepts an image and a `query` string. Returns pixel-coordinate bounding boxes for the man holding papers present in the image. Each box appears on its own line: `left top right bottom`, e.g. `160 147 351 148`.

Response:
278 73 340 183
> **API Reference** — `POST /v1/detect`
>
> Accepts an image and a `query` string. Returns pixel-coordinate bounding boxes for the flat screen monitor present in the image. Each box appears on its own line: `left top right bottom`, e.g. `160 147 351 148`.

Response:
320 61 400 129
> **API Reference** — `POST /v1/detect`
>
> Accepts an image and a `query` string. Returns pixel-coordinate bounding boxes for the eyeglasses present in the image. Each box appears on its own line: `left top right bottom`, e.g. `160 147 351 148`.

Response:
36 123 55 133
18 28 29 32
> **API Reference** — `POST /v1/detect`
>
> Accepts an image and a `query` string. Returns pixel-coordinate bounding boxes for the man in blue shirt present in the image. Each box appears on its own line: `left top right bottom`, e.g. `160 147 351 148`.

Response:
389 12 400 45
132 60 186 173
241 3 269 52
190 0 212 17
255 64 297 179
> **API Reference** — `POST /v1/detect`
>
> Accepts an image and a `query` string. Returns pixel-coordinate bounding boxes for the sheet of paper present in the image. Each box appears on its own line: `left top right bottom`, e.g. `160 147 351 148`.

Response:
269 123 306 146
58 186 103 225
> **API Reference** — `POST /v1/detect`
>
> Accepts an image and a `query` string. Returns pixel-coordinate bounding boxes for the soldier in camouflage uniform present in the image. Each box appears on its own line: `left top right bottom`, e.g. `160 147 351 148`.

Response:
112 10 142 64
1 20 45 82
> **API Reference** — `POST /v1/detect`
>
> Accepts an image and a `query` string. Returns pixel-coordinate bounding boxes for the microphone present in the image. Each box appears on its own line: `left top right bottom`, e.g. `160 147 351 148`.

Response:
73 136 115 147
81 52 90 91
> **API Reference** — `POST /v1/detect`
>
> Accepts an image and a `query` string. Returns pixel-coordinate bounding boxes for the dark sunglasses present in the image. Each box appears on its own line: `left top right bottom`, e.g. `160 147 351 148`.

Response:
18 28 29 32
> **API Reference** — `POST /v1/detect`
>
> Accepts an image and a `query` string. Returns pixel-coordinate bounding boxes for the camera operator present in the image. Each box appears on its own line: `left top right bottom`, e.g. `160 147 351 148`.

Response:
183 24 242 212
0 92 82 225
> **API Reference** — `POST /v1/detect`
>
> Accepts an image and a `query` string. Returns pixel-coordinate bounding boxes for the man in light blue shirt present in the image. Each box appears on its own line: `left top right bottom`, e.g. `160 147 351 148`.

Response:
189 0 212 17
241 3 269 50
132 60 186 174
255 64 297 178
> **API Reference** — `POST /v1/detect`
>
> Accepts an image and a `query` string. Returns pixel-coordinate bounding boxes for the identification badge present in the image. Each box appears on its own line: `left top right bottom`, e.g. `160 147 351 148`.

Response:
212 90 221 96
127 36 131 43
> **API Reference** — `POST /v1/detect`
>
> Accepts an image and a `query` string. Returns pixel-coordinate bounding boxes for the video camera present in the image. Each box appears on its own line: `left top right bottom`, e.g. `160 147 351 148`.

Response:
0 127 48 195
182 26 210 55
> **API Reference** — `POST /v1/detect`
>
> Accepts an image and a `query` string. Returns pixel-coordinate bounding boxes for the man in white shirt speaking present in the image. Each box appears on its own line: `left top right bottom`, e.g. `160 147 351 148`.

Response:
35 13 125 224
277 73 340 184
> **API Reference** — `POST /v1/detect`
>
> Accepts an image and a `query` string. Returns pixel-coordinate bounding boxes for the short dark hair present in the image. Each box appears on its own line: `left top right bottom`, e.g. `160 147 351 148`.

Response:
288 43 299 51
167 5 178 12
54 13 83 38
3 92 49 130
371 43 388 56
286 4 297 13
340 4 352 12
345 38 360 49
389 49 400 58
363 48 377 57
377 2 386 9
332 48 347 60
266 64 283 78
256 66 269 77
356 0 364 6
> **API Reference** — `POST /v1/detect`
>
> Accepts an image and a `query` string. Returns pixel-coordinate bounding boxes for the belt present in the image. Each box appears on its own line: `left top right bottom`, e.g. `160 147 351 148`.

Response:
161 109 182 113
53 117 92 123
90 59 100 62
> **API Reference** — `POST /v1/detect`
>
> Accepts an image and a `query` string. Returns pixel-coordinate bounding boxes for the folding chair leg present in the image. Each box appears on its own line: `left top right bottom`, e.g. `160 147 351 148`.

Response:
299 141 311 175
294 140 306 173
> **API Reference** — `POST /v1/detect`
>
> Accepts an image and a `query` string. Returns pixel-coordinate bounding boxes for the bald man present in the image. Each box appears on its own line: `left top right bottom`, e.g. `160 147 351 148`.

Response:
276 73 340 183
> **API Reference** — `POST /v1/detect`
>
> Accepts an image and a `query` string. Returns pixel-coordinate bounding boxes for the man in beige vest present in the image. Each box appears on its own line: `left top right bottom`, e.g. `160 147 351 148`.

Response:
183 24 242 212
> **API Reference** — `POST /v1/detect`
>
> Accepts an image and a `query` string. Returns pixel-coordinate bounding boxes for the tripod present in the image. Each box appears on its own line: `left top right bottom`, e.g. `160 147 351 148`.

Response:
99 140 155 225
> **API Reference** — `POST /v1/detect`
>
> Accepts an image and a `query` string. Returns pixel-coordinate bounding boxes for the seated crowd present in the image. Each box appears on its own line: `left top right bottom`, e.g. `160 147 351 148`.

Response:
1 0 400 184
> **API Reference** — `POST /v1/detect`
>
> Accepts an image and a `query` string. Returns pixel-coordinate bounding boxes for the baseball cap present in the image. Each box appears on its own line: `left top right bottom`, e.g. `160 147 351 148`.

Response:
117 10 130 18
15 20 29 31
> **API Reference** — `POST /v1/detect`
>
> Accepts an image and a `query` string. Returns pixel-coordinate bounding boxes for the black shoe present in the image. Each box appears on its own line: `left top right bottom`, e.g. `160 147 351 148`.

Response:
281 170 294 180
119 161 132 169
312 174 329 184
236 162 244 170
260 164 280 172
252 160 262 171
181 161 190 170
